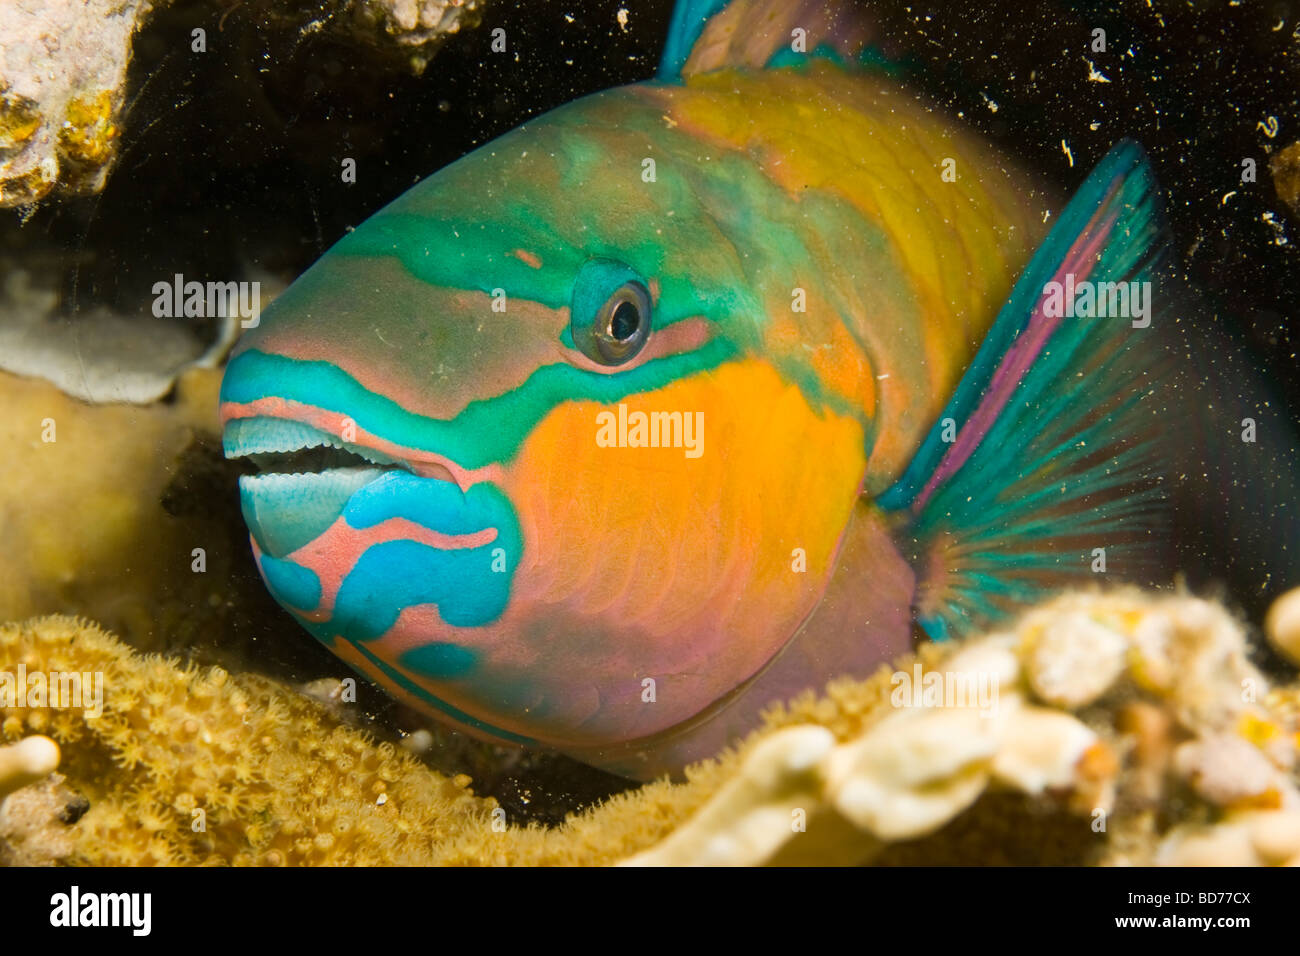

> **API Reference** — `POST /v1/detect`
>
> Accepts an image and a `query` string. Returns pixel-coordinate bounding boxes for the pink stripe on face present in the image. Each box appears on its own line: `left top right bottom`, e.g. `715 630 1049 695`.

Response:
370 604 458 652
255 516 497 620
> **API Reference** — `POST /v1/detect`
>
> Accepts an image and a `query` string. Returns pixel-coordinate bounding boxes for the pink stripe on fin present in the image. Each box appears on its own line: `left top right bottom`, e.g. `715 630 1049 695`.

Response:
912 185 1125 513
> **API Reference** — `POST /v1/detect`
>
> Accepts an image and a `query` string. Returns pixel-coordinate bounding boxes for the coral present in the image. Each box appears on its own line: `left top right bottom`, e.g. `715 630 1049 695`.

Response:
0 269 243 405
0 772 84 866
0 616 492 865
2 587 1299 866
0 735 59 800
254 0 490 74
0 0 152 206
0 0 487 207
354 0 489 65
1266 586 1300 665
1156 810 1300 866
0 366 281 658
625 589 1300 866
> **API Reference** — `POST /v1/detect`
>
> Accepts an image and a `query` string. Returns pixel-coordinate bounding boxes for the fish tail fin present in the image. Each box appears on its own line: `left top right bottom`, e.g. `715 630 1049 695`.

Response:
878 140 1175 640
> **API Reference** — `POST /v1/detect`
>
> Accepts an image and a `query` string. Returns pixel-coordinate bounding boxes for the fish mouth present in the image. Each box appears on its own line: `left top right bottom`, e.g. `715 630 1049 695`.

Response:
224 416 460 483
224 416 460 486
222 412 522 652
224 415 462 557
245 444 392 476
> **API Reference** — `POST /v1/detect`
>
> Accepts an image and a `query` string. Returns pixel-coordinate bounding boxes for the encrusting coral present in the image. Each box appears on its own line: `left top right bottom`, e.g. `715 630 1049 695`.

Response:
0 366 297 665
0 616 493 865
0 0 140 205
2 587 1299 866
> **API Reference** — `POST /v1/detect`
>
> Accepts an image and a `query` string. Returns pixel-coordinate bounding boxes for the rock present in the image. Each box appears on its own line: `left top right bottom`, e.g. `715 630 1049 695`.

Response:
1265 586 1300 666
1021 601 1128 707
0 735 60 799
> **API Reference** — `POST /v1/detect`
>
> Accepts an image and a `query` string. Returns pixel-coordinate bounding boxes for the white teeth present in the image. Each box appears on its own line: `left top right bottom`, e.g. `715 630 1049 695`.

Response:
225 417 399 466
240 432 341 456
240 467 387 490
225 417 340 456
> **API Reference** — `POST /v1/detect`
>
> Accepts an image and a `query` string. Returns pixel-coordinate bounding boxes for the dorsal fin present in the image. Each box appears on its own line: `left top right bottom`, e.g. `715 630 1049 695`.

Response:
658 0 885 81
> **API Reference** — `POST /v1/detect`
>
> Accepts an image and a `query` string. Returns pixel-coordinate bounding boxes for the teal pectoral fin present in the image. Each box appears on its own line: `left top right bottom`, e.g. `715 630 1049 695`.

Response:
879 140 1174 641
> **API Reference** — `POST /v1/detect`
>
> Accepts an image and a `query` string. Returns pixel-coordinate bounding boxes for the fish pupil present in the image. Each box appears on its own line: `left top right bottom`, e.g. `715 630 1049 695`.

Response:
610 300 641 341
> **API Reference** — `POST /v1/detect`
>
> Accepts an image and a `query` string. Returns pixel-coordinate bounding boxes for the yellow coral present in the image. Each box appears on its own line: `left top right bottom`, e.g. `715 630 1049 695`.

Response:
0 367 258 653
56 91 119 168
3 587 1299 866
0 94 42 153
0 616 492 865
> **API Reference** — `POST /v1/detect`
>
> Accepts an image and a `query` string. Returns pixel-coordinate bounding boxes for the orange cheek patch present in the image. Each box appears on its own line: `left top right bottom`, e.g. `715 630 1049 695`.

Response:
499 358 868 706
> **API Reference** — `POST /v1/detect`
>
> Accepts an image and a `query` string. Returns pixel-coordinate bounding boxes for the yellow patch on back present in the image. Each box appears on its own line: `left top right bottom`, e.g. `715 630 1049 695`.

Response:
647 63 1049 485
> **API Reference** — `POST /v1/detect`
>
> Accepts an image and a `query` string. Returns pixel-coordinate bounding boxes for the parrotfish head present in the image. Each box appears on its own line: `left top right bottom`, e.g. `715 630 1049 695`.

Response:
220 83 877 755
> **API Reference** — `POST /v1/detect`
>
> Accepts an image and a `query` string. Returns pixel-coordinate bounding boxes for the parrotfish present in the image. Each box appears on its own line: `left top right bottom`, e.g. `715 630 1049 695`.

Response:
220 0 1292 778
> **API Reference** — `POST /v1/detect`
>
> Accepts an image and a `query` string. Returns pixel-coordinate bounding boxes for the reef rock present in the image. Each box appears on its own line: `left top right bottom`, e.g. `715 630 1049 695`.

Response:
0 0 487 207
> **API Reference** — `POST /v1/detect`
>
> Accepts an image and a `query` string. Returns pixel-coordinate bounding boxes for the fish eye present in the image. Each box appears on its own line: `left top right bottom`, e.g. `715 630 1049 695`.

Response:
592 282 651 362
610 298 641 341
570 260 653 366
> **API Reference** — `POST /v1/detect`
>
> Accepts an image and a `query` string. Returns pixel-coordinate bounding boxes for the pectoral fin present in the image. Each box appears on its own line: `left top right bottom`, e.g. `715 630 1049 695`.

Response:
879 140 1174 640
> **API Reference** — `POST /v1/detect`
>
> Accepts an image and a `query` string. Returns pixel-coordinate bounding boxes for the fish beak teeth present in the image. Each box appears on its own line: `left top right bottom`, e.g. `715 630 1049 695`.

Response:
223 416 400 475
